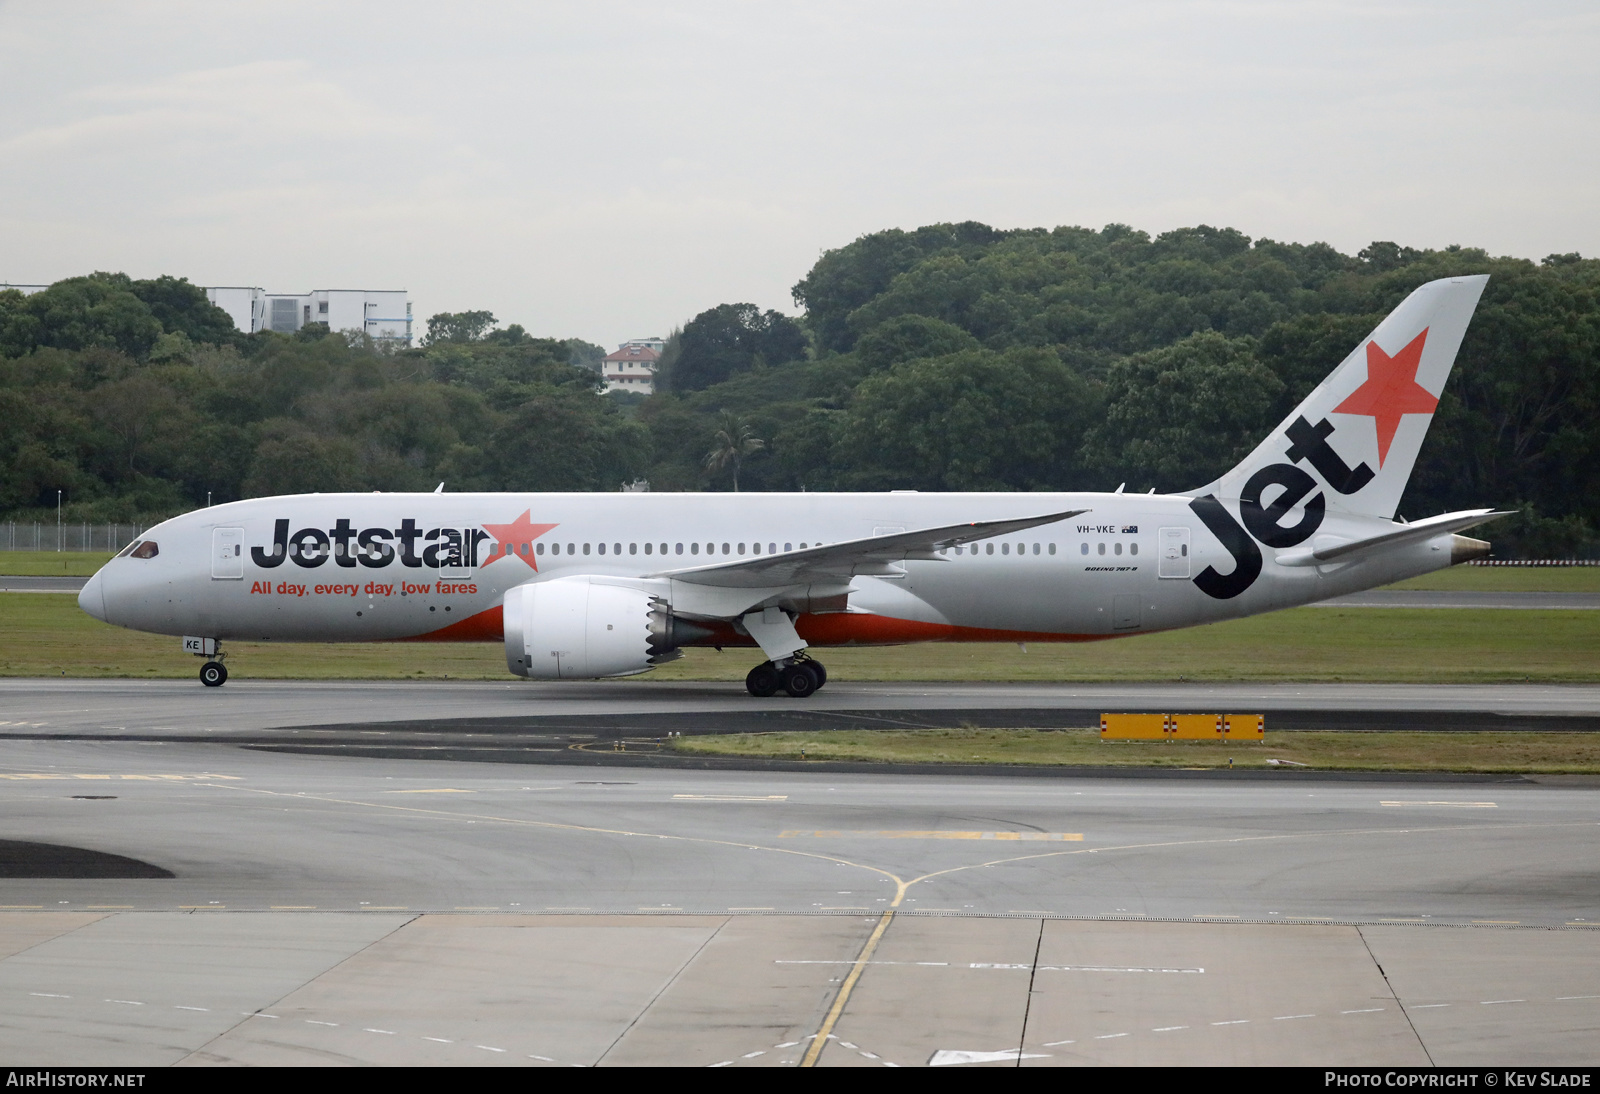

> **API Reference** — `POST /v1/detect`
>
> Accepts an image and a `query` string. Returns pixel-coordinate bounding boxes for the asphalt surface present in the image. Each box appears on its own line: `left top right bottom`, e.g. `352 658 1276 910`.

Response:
3 679 1600 751
0 739 1594 1065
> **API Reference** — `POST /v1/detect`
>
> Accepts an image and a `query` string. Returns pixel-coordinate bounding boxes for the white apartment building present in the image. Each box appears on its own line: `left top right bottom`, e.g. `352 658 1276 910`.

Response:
4 282 412 346
206 287 412 345
602 341 662 394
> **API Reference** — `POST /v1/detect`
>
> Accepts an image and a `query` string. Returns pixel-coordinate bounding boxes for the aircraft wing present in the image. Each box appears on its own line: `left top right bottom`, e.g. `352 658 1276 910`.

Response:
648 509 1088 589
1275 508 1512 567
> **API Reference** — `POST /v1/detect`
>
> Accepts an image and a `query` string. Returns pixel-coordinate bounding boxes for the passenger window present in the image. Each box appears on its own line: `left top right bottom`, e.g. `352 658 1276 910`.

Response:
1049 543 1056 555
660 543 668 555
1033 543 1040 555
691 543 699 555
708 543 716 554
985 543 994 555
784 543 792 552
1114 543 1123 556
536 543 545 555
675 543 683 555
1097 543 1106 556
614 543 621 555
584 543 591 555
768 543 776 554
1130 543 1138 556
723 543 731 554
597 543 606 555
752 542 761 555
1001 543 1009 555
643 543 651 555
131 541 159 559
567 543 574 554
738 543 746 555
630 543 637 555
1080 543 1088 555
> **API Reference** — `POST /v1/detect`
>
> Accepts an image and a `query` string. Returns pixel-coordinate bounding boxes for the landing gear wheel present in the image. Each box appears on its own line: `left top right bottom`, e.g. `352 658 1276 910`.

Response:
199 661 228 688
781 662 819 699
745 662 780 698
805 659 827 688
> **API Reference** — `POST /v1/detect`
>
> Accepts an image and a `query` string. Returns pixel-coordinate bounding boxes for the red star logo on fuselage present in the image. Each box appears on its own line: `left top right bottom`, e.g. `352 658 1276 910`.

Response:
479 510 558 570
1331 328 1438 467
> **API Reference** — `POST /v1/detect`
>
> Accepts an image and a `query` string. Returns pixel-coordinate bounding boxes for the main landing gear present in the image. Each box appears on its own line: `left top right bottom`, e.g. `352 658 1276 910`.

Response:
746 657 827 698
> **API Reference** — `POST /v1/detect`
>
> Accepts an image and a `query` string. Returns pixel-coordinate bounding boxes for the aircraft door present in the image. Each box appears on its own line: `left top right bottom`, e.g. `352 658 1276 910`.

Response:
1158 526 1191 579
211 528 244 579
439 529 474 579
872 525 907 579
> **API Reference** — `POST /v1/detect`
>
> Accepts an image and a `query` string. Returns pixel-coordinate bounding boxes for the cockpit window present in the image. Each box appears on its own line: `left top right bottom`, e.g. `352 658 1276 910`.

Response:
115 541 140 558
129 541 159 559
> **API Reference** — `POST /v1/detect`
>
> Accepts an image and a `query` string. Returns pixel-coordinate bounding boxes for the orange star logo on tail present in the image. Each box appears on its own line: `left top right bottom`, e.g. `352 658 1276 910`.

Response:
1332 329 1438 466
480 510 558 570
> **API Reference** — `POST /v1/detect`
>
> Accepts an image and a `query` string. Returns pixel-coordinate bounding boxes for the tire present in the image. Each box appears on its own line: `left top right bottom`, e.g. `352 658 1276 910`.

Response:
807 660 827 688
745 662 780 698
781 662 819 698
199 662 227 687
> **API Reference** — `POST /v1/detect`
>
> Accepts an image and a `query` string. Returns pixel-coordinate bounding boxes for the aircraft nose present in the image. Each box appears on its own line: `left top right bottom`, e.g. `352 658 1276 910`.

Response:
78 570 107 622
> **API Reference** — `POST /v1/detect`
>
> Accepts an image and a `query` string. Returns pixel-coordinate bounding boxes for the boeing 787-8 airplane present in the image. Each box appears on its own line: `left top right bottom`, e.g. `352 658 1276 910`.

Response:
79 276 1502 697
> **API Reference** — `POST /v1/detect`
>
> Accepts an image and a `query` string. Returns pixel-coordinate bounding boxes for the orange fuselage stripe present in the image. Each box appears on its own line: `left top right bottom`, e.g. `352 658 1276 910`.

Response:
404 604 1104 646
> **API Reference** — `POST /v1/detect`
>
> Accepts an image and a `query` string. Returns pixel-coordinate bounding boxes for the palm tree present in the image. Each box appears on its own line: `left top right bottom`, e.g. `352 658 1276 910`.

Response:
705 413 765 492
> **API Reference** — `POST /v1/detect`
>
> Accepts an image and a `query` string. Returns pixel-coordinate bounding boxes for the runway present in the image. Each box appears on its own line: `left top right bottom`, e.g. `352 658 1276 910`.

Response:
0 740 1595 1065
3 679 1599 742
0 680 1596 1065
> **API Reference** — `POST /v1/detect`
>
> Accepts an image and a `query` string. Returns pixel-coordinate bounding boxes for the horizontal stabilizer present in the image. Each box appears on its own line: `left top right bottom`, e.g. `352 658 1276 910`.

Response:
1274 509 1512 567
650 509 1088 589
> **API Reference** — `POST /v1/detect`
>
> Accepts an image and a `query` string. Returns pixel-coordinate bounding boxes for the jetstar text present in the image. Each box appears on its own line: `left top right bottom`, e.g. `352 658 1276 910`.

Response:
250 519 490 570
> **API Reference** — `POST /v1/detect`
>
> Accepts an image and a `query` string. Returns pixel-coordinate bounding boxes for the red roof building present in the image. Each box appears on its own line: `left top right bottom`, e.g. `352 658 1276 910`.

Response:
602 342 661 394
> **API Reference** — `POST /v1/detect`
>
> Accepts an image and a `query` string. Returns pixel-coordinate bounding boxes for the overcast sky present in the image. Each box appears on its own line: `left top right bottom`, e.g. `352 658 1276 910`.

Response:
2 1 1596 349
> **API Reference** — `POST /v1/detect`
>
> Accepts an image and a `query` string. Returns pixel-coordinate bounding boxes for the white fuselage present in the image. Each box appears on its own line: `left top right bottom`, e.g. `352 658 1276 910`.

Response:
78 490 1457 650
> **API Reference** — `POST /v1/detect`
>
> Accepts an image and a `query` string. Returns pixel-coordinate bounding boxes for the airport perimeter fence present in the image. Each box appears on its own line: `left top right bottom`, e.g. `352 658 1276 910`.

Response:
2 523 148 554
1467 559 1600 566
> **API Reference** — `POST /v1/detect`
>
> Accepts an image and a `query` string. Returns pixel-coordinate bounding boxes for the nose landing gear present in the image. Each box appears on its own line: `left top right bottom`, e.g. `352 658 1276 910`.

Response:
745 657 826 698
199 660 228 687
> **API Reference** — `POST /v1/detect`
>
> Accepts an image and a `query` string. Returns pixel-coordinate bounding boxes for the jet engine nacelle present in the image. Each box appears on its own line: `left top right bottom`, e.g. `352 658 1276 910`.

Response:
503 577 675 679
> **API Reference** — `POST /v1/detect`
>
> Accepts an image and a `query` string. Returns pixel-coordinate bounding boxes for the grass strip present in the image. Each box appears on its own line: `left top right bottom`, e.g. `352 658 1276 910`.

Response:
3 593 1598 682
672 727 1600 774
0 552 115 576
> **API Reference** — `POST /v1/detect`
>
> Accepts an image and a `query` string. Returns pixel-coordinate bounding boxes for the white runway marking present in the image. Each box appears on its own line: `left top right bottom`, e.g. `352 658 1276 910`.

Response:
930 1048 1050 1066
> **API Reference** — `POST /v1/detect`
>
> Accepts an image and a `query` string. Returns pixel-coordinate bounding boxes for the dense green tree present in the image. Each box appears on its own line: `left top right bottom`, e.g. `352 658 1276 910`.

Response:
128 276 242 347
837 347 1096 491
665 303 808 392
6 239 1599 559
421 310 498 346
0 276 164 359
855 315 979 372
1083 332 1285 492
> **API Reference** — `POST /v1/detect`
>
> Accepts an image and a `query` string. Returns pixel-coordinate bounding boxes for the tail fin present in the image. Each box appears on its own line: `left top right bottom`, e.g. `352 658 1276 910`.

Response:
1201 274 1488 519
